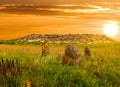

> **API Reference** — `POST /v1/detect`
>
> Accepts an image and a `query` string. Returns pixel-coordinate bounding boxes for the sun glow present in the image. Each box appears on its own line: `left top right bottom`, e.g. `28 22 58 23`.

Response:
103 21 118 37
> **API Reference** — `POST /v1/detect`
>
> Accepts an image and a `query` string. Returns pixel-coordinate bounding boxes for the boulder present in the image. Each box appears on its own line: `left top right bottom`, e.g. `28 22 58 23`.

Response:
63 45 81 67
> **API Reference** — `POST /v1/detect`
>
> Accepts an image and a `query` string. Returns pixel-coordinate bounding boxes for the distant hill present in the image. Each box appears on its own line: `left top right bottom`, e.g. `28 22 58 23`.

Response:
15 34 113 43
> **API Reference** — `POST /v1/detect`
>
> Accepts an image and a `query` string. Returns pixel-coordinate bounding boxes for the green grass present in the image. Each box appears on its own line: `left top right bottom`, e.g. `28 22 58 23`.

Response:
0 42 120 87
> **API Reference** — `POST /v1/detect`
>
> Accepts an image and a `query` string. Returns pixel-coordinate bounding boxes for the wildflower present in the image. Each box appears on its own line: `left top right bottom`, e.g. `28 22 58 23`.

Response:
17 66 21 76
0 58 23 86
2 58 4 64
3 65 7 78
12 59 15 68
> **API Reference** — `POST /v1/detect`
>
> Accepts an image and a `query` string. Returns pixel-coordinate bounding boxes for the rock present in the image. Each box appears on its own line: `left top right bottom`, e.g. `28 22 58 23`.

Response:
84 47 91 60
63 45 81 67
41 40 50 56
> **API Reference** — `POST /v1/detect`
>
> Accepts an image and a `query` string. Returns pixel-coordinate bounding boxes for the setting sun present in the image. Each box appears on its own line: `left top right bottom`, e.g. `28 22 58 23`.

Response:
103 21 118 37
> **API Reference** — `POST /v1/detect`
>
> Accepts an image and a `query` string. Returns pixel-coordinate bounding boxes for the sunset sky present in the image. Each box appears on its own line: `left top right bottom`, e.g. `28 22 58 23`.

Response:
0 0 120 41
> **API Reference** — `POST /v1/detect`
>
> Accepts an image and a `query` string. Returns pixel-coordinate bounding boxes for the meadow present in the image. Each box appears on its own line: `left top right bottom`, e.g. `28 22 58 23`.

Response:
0 42 120 87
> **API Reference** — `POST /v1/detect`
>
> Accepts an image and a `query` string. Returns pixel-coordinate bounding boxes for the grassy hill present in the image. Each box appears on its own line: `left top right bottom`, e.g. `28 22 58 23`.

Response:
0 34 114 45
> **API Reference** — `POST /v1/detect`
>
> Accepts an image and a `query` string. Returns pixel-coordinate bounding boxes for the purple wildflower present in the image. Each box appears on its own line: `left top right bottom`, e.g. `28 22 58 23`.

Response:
2 58 4 65
12 59 15 68
3 65 7 78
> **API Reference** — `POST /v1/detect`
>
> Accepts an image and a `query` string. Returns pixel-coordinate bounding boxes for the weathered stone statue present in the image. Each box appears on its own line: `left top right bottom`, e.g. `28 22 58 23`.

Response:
84 47 91 60
63 45 81 67
41 40 49 56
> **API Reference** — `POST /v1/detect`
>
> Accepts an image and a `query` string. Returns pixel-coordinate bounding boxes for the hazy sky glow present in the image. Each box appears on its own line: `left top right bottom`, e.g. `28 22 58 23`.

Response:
0 0 120 41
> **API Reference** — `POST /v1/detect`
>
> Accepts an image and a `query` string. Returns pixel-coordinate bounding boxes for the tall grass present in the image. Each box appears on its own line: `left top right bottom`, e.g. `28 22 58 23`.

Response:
0 42 120 87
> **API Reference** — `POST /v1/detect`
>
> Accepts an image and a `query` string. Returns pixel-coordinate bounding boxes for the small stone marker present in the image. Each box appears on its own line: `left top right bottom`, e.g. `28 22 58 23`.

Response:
41 40 50 56
84 47 91 60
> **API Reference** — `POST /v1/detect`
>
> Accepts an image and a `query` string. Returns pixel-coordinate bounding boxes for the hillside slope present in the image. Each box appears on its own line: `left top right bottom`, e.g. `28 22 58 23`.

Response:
15 34 113 43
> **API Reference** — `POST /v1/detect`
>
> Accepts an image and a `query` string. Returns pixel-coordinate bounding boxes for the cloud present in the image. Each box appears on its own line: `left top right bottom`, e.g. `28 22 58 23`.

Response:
1 0 117 5
0 1 119 17
0 0 81 5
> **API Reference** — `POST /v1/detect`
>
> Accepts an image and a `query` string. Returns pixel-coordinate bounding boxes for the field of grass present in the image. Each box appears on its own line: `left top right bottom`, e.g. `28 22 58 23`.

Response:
0 42 120 87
